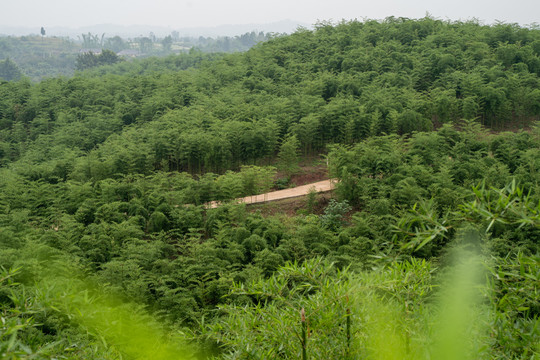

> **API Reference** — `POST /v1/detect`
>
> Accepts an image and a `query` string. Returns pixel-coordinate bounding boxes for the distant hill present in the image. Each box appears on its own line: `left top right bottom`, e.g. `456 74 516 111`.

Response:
0 35 78 80
0 27 278 81
0 19 308 39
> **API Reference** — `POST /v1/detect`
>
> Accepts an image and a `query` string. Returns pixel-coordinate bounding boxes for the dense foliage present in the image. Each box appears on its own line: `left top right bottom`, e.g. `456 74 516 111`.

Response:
0 18 539 359
2 18 540 178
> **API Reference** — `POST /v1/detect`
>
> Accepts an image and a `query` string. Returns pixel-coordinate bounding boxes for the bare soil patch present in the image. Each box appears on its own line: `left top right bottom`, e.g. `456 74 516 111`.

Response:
248 191 334 217
289 164 329 187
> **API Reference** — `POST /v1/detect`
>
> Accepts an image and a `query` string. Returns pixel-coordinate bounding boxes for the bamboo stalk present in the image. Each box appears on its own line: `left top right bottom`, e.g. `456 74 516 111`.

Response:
346 295 351 358
346 307 351 356
301 307 307 360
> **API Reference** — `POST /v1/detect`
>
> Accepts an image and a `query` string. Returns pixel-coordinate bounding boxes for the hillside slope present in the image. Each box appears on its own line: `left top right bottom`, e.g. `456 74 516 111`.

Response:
0 18 539 359
1 18 540 182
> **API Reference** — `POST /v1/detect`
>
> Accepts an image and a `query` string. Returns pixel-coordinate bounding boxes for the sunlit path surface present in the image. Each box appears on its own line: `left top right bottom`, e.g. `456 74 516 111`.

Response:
207 179 336 208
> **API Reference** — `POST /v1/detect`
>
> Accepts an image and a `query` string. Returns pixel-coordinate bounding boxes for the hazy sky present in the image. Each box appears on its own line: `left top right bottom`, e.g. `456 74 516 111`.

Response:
2 0 539 29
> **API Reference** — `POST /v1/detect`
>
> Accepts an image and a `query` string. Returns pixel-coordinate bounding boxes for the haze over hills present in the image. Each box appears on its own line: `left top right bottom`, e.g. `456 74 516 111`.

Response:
0 19 308 38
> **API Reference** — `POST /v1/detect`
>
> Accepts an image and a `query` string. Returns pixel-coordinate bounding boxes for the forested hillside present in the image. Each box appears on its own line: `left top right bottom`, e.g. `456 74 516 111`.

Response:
0 17 539 359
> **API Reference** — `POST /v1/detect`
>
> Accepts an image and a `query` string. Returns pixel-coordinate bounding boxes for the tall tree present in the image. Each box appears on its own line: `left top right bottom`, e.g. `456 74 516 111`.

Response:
277 135 300 178
0 58 23 81
105 36 126 52
161 35 173 52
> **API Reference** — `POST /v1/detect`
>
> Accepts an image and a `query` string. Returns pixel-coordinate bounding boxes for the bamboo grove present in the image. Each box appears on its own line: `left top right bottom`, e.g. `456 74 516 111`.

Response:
0 17 539 359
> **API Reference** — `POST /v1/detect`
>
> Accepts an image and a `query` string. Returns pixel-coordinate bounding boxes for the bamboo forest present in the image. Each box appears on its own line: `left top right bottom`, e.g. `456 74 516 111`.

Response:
0 17 539 359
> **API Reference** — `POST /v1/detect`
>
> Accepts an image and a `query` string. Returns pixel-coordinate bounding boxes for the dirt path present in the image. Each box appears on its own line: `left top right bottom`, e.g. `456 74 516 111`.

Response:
207 179 336 208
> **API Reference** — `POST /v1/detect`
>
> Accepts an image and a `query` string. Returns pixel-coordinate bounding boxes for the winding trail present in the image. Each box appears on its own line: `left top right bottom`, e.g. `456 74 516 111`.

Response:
207 179 336 208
